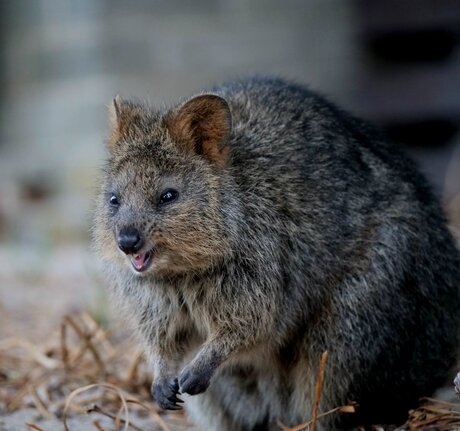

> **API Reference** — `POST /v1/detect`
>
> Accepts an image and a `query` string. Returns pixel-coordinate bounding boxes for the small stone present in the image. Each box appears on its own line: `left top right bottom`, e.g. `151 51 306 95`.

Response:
454 372 460 398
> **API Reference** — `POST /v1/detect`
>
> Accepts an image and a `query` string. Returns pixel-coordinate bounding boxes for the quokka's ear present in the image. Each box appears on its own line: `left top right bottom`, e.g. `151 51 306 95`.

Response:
107 96 143 151
166 94 231 166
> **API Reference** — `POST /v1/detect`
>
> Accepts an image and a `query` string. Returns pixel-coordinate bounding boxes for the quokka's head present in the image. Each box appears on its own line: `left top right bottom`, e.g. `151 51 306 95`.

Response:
93 94 233 277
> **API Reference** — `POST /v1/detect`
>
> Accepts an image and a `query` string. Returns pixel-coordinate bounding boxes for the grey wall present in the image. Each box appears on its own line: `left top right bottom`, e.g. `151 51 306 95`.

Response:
0 0 358 242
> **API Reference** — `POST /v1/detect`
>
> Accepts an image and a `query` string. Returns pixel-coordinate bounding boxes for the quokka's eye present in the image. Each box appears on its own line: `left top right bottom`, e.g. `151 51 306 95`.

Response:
109 194 120 207
159 189 179 205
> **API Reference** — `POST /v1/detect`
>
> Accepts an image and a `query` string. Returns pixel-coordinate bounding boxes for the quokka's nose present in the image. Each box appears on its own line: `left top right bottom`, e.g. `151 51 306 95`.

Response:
117 227 144 254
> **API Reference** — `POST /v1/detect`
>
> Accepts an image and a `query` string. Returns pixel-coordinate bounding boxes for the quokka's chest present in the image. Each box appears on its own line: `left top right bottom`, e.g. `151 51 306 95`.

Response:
177 289 215 338
150 281 216 336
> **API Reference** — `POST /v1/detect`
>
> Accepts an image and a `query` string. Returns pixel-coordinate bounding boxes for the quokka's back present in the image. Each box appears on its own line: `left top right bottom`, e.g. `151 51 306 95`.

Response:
93 76 460 430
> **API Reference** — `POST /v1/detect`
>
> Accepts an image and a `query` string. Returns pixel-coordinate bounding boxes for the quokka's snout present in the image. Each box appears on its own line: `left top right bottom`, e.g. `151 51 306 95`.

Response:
117 226 144 255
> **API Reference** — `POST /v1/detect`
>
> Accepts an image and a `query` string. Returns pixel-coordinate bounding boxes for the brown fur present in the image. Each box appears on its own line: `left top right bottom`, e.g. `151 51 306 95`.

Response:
93 77 460 431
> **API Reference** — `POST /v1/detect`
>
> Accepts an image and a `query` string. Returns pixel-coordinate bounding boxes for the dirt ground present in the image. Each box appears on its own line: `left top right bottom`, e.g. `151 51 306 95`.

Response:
0 408 168 431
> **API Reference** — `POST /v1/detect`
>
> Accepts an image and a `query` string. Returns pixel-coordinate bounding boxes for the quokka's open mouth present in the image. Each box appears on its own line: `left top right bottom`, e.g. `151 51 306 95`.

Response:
130 250 154 272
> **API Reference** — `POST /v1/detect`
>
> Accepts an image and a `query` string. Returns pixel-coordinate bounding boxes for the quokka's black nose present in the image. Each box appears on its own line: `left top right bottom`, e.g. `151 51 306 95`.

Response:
117 227 144 254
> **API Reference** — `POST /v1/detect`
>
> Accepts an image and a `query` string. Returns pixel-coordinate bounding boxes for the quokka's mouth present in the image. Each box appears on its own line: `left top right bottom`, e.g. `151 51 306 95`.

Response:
130 250 154 272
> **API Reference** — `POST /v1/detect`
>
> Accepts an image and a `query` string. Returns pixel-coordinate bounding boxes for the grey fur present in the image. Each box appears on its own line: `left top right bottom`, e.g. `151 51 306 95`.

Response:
93 77 460 430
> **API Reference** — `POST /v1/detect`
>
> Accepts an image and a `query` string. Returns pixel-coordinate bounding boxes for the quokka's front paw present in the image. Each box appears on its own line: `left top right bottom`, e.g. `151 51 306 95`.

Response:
178 363 213 395
151 376 183 410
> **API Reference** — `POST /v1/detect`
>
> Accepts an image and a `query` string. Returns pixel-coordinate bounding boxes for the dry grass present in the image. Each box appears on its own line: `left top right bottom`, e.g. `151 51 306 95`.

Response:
0 312 187 431
400 398 460 430
0 311 459 431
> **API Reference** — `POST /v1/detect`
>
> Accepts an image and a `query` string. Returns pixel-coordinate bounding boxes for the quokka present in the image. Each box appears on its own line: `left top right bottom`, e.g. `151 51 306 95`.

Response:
93 76 460 430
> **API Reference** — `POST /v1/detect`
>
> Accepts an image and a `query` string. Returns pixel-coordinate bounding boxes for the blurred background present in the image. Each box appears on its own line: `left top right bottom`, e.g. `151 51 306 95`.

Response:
0 0 460 337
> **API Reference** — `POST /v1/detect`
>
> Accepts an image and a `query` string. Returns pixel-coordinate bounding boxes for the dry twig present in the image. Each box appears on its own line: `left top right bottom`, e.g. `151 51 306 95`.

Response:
26 423 46 431
311 351 328 431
